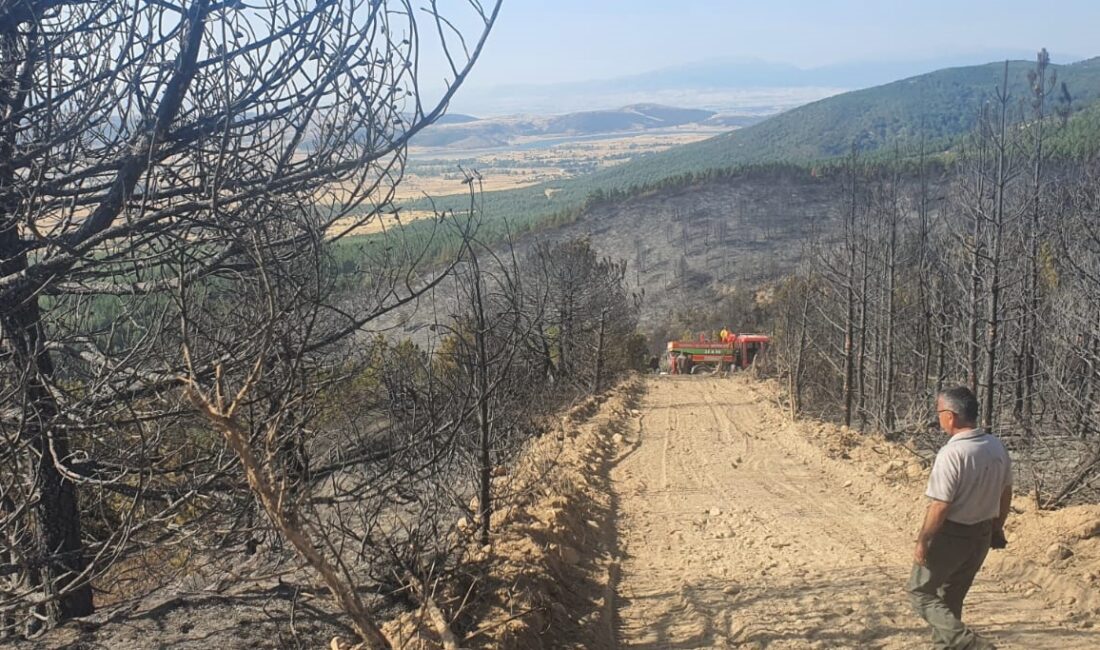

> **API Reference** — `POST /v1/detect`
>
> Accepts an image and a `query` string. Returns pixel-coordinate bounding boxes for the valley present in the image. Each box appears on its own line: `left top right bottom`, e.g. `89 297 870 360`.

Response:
400 124 730 201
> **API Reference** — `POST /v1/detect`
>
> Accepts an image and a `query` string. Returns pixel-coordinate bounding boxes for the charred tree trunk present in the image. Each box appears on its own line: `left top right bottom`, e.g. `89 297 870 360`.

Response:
982 62 1012 431
1 19 92 620
469 250 494 548
1074 318 1099 439
1021 49 1052 435
856 243 870 431
916 136 935 401
0 278 93 624
882 163 899 432
786 277 811 419
558 291 574 380
793 290 810 418
842 152 859 428
935 308 949 395
539 327 556 383
967 107 989 395
1 0 214 624
592 309 607 394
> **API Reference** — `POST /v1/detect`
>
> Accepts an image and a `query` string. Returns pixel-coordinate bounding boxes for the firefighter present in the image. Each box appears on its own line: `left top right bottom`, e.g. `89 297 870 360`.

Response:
720 328 730 343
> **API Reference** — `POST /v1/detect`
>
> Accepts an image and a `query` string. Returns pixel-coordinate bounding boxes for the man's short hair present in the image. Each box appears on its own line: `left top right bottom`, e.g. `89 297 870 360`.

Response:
938 386 980 426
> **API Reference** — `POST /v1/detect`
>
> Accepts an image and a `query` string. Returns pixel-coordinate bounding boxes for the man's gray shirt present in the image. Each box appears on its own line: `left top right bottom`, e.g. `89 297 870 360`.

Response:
926 428 1012 525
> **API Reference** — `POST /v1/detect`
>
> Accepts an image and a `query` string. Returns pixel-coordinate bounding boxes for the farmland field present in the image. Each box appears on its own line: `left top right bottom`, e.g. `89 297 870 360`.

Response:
332 125 731 236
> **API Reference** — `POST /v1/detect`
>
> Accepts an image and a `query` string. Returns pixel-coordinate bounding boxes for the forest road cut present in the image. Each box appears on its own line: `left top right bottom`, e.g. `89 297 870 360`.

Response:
610 375 1098 649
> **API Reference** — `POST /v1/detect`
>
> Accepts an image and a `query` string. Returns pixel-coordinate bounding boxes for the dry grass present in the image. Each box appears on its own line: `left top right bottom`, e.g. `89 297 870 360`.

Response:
398 127 727 200
328 210 441 237
324 128 727 238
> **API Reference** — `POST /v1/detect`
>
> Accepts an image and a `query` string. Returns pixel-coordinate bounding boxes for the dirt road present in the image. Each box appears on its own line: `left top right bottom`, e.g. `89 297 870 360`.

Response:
611 376 1098 649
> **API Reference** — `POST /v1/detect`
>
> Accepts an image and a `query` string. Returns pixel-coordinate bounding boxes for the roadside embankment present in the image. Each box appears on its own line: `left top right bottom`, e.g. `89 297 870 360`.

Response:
381 378 642 649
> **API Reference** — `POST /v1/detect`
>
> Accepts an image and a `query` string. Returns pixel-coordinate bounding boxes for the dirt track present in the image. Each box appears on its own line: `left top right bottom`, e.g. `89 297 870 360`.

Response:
611 376 1098 649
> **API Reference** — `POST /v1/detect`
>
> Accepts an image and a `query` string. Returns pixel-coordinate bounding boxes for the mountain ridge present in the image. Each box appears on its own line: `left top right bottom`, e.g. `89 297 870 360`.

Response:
453 50 1089 115
406 56 1100 223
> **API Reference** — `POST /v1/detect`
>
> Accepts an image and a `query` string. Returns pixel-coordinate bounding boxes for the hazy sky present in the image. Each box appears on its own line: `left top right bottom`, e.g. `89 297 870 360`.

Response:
457 0 1099 88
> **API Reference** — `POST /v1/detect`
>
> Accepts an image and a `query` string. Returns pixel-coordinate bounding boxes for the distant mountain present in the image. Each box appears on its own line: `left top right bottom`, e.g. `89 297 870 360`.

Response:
407 57 1100 222
604 57 1100 181
413 103 720 148
452 51 1087 116
544 104 714 133
543 51 1087 94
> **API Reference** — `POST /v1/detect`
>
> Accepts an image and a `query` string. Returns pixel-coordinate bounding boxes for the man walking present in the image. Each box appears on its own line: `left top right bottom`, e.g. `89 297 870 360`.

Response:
907 386 1012 649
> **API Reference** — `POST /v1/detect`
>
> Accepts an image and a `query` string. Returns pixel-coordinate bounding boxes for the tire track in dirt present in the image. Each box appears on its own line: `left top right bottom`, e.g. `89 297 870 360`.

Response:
611 376 1098 649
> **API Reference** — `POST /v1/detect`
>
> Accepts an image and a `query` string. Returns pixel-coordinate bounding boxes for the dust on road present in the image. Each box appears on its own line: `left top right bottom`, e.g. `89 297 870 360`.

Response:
611 376 1098 649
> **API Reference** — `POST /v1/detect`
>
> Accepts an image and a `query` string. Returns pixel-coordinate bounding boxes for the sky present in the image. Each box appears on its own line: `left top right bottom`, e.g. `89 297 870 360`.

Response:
452 0 1100 89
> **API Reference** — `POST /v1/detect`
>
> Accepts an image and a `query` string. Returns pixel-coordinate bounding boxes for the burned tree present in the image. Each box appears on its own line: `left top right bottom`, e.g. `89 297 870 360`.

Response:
530 238 639 391
0 0 500 633
767 51 1100 506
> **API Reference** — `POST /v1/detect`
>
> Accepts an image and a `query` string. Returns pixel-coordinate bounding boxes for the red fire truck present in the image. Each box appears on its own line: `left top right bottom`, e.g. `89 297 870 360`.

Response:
666 333 770 374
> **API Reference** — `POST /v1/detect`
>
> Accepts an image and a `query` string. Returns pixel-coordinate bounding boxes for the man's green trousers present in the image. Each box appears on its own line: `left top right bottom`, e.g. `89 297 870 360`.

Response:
907 519 993 649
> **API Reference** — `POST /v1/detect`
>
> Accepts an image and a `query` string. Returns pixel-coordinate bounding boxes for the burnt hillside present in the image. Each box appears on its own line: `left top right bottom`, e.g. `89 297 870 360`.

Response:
372 165 947 347
534 168 848 333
